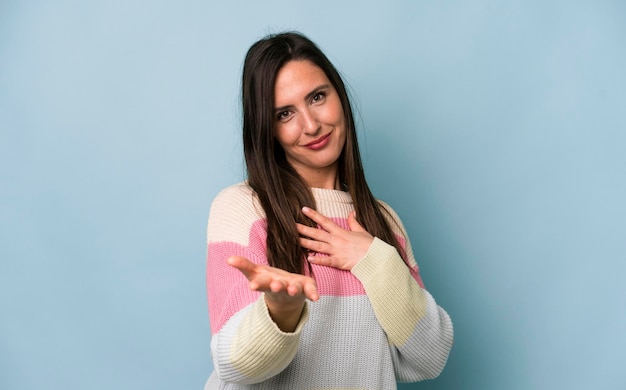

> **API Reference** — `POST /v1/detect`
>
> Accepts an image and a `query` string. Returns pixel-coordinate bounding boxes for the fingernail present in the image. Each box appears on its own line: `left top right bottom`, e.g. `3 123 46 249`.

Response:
302 206 310 212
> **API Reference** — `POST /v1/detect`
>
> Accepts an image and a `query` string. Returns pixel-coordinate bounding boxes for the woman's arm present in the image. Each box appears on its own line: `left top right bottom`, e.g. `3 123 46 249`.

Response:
351 237 453 381
298 204 453 381
206 184 316 384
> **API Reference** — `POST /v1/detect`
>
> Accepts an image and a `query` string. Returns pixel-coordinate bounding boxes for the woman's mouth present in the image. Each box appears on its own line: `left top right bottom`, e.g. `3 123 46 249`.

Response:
304 132 331 150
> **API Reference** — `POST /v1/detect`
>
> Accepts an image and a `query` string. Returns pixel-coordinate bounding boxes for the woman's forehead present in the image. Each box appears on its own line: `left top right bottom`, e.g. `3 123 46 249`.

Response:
274 60 331 104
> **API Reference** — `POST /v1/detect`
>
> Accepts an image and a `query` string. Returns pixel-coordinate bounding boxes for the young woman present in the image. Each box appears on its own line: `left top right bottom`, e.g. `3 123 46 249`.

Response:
205 32 453 389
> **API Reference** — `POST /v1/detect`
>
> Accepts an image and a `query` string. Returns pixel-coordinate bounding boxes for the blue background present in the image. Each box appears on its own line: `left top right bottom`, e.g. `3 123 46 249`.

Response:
1 1 625 389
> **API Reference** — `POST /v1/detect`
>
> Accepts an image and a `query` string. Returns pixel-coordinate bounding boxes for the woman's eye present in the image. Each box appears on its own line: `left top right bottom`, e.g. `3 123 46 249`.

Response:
312 91 326 103
277 111 290 120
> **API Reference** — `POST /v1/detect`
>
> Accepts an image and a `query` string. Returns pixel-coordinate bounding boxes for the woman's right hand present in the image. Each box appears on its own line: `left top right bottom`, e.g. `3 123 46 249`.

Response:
227 256 319 332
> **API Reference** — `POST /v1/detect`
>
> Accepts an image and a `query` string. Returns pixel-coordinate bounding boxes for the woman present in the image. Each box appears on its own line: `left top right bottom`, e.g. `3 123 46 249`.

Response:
205 32 453 389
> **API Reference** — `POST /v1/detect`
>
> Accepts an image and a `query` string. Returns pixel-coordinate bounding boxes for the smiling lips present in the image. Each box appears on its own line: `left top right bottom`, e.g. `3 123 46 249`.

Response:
304 132 332 150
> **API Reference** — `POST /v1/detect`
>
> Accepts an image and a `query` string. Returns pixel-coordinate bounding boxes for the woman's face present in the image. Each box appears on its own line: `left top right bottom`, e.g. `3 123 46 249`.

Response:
273 60 346 189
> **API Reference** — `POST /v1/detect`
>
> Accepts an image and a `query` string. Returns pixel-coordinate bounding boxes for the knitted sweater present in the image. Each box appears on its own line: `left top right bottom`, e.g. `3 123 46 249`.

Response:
204 182 453 389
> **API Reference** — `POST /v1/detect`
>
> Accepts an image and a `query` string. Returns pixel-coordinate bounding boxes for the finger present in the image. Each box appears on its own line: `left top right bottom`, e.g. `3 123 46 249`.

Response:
227 256 258 279
307 254 331 267
302 207 340 233
303 279 319 302
248 272 273 291
347 211 366 233
297 223 331 242
286 281 303 297
299 237 330 254
269 278 287 293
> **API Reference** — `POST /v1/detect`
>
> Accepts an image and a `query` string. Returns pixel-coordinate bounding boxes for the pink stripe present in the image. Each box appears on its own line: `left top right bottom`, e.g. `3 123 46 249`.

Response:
207 217 425 333
311 264 366 296
327 218 423 288
206 242 260 334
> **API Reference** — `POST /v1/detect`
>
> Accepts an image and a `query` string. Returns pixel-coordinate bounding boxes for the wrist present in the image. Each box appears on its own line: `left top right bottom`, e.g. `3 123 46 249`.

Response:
264 295 306 332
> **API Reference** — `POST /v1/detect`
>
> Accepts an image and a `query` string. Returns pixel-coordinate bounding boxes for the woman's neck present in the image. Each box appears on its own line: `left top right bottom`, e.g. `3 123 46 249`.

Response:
304 173 340 190
298 166 340 190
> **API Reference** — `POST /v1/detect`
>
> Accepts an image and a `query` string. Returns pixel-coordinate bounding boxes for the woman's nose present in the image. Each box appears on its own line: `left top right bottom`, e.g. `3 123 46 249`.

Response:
301 108 321 135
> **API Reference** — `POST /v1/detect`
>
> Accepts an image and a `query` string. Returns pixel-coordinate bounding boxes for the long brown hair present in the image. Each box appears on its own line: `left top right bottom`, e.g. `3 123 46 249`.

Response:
242 32 404 274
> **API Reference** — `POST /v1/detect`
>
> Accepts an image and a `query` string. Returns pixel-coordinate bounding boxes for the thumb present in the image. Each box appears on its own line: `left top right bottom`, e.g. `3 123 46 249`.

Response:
348 211 366 232
227 256 257 278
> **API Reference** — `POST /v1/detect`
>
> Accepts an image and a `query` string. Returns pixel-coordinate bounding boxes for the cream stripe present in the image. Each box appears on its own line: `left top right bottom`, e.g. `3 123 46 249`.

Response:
351 238 426 346
207 183 265 246
229 296 309 381
378 200 418 268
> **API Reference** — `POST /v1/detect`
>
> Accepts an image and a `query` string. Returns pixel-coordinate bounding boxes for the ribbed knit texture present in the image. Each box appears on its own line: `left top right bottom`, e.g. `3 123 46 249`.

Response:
205 182 453 389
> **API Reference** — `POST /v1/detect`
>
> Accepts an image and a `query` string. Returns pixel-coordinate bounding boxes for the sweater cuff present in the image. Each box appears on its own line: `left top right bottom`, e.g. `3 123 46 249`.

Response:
351 237 399 282
259 292 310 335
351 237 427 346
228 296 309 382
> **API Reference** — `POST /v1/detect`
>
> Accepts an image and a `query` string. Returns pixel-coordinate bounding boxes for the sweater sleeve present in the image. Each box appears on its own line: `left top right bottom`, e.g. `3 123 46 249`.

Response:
350 202 454 382
206 183 309 384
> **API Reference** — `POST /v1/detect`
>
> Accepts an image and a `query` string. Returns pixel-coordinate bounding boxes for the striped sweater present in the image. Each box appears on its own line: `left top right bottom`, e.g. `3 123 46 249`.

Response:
204 182 453 389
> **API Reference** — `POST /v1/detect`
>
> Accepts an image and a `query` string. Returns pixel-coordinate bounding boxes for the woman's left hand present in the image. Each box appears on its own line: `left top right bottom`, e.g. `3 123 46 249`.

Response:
296 206 374 271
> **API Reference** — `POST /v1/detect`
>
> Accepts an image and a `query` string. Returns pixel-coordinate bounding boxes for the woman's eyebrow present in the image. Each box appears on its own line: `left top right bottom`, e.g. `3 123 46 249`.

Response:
274 84 331 113
304 84 330 101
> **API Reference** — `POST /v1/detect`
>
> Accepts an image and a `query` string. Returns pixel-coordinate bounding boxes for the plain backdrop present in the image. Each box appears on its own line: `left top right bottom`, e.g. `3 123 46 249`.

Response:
1 1 625 389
